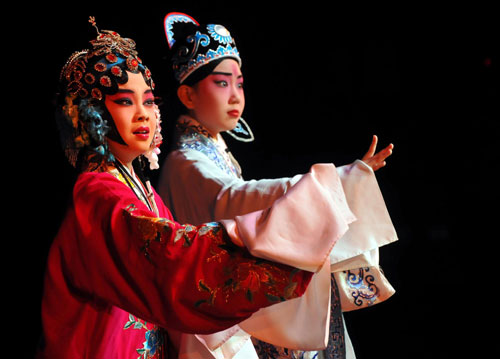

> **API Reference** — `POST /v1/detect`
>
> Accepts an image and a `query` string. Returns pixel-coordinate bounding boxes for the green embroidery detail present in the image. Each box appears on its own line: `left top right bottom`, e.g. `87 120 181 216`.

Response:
124 313 162 359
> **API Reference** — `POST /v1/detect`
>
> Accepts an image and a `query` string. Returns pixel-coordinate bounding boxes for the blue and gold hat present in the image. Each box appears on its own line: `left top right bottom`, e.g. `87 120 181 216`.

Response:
164 12 242 83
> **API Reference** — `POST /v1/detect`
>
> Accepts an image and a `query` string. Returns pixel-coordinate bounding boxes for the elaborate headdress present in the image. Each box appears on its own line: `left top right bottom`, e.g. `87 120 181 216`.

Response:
164 12 253 142
61 16 154 101
57 17 161 169
164 12 241 84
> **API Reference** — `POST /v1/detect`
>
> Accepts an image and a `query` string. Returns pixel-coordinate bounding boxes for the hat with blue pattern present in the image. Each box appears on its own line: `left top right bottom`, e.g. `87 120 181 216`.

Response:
164 12 241 83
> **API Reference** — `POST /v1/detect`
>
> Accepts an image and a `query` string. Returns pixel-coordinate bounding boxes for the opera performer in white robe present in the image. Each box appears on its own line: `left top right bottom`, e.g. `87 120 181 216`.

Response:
158 12 398 359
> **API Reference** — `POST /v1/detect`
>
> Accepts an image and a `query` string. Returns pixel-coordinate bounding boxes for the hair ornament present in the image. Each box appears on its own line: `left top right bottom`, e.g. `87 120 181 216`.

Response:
60 16 154 102
88 16 100 34
144 105 163 170
59 95 115 167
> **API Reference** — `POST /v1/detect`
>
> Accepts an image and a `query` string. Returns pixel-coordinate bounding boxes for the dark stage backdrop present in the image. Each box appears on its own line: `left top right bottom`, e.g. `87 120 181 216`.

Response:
13 2 497 358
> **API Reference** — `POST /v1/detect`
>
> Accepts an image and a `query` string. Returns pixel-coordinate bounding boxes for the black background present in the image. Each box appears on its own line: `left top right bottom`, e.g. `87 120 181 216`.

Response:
11 2 498 358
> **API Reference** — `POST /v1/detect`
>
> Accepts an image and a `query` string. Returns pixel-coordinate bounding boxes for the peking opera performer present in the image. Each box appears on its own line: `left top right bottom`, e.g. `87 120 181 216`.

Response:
158 12 399 359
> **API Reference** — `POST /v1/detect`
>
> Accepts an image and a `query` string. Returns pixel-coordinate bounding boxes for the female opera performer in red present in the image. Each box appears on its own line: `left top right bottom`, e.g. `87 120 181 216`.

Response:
34 17 344 359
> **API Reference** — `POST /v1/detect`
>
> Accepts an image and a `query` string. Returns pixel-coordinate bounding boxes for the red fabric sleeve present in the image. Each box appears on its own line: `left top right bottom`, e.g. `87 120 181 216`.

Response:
67 172 312 334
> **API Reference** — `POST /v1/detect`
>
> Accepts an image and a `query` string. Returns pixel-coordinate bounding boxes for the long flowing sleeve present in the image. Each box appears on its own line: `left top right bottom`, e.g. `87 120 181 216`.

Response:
329 160 398 311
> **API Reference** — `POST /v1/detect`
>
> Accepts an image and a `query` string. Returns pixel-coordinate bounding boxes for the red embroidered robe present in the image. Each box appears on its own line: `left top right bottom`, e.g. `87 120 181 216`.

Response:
36 170 312 359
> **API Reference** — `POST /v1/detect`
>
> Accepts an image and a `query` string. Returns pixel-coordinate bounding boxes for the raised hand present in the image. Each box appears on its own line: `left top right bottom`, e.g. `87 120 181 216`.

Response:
361 135 394 171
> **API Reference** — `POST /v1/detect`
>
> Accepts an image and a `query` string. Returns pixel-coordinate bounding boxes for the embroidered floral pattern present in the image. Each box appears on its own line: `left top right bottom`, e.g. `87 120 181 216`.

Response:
177 119 241 178
194 223 302 307
124 203 200 260
123 313 163 359
122 203 303 308
196 264 299 307
207 24 234 45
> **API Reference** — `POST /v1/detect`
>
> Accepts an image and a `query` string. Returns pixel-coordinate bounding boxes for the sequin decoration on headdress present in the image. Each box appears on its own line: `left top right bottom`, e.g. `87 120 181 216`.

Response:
61 16 154 101
164 12 241 83
57 17 158 169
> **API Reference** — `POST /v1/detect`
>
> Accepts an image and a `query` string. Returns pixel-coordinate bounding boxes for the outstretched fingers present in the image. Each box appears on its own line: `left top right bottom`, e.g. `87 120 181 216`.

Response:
363 135 378 160
362 135 394 171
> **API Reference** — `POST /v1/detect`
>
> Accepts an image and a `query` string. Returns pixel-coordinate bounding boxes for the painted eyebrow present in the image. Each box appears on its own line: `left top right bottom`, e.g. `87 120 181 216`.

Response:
114 89 154 95
210 71 244 79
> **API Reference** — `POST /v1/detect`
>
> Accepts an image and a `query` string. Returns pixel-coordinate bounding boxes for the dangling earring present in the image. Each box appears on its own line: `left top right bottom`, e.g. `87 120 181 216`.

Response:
144 105 163 170
225 117 254 142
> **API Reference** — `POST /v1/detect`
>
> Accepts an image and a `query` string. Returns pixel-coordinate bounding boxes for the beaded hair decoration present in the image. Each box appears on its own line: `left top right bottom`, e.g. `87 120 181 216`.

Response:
61 16 154 101
164 12 241 84
57 17 161 169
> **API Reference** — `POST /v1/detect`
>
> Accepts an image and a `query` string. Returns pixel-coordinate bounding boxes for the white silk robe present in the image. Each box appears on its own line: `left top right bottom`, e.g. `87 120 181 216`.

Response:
158 116 398 359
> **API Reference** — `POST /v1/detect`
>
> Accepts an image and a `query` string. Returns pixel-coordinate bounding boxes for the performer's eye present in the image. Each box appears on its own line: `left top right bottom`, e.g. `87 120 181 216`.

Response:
113 98 133 105
214 80 228 87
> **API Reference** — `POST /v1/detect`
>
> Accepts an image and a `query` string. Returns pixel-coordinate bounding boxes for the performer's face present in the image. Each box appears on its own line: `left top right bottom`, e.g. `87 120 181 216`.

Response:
188 59 245 137
105 72 157 161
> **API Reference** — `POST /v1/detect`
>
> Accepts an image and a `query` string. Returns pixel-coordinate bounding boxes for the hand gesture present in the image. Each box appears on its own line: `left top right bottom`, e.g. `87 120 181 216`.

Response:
362 135 394 171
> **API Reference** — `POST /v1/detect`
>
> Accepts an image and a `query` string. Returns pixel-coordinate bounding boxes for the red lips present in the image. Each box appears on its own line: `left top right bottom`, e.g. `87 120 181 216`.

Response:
133 126 150 140
227 110 240 118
